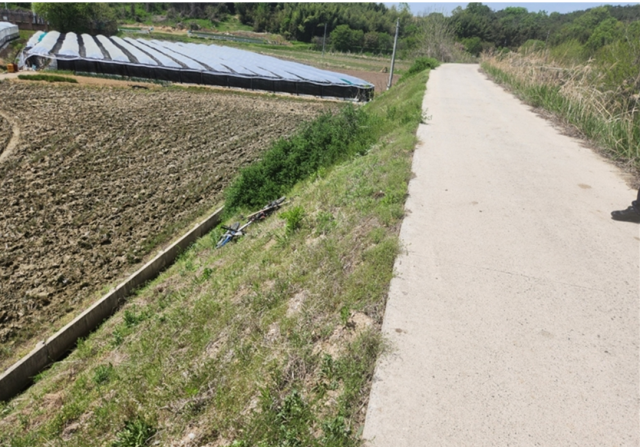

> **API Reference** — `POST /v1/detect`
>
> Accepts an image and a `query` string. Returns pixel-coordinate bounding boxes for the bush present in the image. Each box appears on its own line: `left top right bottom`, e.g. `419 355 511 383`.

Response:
399 57 439 82
225 105 379 212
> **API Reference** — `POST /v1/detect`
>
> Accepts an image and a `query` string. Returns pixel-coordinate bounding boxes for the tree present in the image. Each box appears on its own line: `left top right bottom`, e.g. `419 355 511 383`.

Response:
451 3 496 42
585 17 623 52
330 24 363 52
413 12 461 62
363 31 393 53
33 3 117 35
555 6 612 44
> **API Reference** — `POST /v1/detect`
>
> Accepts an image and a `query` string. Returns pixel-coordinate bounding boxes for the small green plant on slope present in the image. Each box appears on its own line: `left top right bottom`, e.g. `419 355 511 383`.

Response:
93 363 115 385
280 206 306 235
112 418 156 447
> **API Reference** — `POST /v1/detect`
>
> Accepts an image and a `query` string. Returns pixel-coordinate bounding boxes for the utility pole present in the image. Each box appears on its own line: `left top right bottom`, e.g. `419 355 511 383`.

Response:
322 22 327 57
387 19 399 90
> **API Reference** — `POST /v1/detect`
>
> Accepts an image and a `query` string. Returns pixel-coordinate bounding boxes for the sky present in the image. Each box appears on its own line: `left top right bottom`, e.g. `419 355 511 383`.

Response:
384 2 640 16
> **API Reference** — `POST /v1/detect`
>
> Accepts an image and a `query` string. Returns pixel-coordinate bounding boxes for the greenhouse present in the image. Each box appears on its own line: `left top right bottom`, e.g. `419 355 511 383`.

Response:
0 22 19 49
23 31 374 101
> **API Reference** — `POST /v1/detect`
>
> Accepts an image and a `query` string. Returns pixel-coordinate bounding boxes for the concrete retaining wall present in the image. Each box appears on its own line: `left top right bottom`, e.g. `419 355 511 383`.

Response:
0 206 224 402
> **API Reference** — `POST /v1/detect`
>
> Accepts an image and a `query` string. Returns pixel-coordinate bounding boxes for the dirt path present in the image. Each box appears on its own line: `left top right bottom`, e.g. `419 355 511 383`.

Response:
363 64 639 446
0 110 20 163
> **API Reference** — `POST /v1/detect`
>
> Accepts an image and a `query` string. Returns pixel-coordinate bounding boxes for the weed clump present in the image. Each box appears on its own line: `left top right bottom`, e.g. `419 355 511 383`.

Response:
112 418 156 447
399 56 440 82
225 105 381 213
280 206 306 235
93 363 115 385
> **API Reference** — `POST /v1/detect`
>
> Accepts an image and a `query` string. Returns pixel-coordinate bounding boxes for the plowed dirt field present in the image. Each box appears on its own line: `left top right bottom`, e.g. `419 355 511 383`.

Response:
0 81 330 367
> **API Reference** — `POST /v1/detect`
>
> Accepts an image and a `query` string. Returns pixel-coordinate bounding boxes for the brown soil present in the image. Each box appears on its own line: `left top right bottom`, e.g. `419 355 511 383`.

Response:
335 69 397 95
72 76 164 89
0 80 330 368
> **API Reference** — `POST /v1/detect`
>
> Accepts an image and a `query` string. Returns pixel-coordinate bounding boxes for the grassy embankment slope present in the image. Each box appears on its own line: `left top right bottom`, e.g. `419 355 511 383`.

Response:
0 68 430 445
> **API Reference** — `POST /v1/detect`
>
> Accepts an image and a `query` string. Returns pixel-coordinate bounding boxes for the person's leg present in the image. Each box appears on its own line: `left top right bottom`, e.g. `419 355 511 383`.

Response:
612 187 640 222
633 187 640 211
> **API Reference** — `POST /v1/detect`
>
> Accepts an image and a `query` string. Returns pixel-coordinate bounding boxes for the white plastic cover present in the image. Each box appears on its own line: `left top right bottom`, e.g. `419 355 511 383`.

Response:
96 35 129 62
166 41 369 86
25 30 44 48
81 34 104 60
124 37 179 68
144 40 205 71
28 31 60 56
58 32 80 57
0 22 19 43
112 36 157 65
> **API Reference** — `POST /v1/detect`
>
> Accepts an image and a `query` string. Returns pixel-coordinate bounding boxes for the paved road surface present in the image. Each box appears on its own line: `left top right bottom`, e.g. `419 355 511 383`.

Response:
363 64 639 446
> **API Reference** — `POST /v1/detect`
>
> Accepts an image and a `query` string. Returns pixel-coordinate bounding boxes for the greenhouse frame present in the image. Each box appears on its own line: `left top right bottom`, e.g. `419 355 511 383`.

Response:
23 31 374 101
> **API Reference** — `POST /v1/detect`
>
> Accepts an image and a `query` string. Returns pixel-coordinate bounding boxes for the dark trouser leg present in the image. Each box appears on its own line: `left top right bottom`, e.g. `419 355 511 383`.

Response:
633 187 640 211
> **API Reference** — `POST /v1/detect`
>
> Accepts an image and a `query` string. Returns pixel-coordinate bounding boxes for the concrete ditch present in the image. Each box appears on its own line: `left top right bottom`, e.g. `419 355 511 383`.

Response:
0 206 224 402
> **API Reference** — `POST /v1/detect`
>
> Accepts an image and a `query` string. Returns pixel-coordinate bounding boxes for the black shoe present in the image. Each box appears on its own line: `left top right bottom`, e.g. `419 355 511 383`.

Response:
611 206 640 223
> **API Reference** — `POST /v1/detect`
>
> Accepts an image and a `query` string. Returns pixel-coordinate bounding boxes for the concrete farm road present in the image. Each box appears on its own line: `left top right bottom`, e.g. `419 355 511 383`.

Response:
363 64 639 446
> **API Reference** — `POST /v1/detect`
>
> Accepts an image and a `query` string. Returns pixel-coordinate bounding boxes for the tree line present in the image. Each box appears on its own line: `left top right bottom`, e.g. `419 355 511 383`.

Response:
449 2 640 57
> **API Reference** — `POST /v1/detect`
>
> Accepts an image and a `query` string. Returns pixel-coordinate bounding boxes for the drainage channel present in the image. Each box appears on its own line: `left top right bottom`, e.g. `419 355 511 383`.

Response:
0 206 224 402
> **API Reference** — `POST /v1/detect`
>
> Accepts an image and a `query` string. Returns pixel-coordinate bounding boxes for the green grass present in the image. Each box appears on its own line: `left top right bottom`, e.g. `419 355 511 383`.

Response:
18 74 78 84
0 69 431 446
482 60 640 169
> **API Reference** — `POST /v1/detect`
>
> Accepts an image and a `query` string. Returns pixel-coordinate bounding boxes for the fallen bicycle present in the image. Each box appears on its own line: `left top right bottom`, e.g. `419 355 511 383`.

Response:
215 197 287 249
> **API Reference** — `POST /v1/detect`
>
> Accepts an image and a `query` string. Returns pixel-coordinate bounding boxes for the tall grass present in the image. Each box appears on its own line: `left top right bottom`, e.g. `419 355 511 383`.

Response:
482 51 640 169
